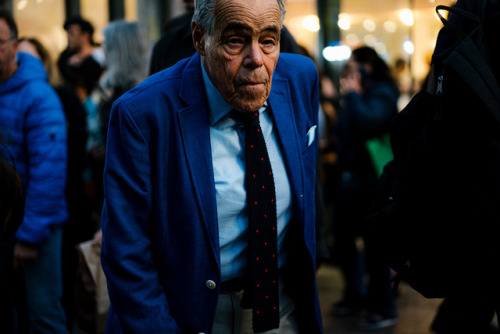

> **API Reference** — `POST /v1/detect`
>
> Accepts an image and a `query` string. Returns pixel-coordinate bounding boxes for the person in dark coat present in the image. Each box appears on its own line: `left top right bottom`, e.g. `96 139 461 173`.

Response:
57 16 102 102
330 46 399 331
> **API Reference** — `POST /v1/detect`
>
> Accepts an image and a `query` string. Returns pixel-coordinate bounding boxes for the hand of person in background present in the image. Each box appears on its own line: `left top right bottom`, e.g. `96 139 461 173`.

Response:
68 50 93 67
93 229 102 244
13 242 38 269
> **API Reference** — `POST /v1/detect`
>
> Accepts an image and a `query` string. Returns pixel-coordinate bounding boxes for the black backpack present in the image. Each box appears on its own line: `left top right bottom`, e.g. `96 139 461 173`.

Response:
366 0 500 298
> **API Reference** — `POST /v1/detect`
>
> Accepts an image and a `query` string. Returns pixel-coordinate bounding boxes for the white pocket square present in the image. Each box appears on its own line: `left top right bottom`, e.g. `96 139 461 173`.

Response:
306 125 317 146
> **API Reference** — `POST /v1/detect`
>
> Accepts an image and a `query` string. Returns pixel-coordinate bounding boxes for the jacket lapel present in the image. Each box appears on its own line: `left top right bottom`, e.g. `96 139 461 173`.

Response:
178 54 220 267
176 55 306 266
268 78 305 223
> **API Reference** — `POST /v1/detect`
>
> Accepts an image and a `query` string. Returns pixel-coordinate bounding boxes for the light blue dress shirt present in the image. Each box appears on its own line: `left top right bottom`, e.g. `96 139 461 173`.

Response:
201 62 293 282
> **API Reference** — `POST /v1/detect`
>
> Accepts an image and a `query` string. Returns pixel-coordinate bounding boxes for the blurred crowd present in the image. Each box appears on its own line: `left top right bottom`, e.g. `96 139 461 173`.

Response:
1 2 465 334
0 9 150 333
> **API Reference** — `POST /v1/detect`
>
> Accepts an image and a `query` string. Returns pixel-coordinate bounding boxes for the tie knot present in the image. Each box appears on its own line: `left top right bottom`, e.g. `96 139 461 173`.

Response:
229 110 260 128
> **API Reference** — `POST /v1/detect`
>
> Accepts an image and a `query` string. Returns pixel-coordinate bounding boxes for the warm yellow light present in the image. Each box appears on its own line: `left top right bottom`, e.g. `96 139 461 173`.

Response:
338 14 351 30
436 8 449 20
403 40 415 55
302 15 320 32
323 45 352 62
363 19 376 32
374 42 387 56
399 9 414 26
363 34 377 46
17 0 28 10
345 33 359 46
383 21 397 33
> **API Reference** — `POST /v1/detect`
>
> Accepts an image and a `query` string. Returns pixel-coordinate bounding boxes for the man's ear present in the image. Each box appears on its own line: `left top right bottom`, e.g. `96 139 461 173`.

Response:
12 39 19 53
192 21 206 56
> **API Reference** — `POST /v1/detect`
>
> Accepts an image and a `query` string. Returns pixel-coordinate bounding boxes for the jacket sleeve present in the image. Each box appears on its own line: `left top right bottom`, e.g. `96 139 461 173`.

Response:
101 100 181 333
15 84 68 245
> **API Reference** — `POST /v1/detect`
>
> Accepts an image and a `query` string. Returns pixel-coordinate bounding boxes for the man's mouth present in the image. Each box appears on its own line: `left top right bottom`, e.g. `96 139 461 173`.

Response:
240 81 265 88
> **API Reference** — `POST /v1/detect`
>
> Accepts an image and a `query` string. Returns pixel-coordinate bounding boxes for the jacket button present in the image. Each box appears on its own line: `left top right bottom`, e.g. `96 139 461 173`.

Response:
205 280 216 289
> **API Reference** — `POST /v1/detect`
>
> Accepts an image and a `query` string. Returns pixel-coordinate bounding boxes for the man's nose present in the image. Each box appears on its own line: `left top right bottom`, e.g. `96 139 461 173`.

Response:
243 42 264 68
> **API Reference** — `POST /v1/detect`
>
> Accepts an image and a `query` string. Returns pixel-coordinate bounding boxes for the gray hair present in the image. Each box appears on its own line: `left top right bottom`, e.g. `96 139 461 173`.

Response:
102 20 149 90
192 0 286 36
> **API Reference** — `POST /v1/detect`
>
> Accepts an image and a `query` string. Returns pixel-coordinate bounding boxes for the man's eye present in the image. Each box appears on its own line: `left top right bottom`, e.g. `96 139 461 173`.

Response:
227 38 243 45
224 37 245 54
261 39 277 51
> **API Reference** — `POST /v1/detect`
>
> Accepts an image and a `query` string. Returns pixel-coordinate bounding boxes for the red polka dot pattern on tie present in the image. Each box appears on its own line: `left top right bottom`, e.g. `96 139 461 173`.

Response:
231 107 280 333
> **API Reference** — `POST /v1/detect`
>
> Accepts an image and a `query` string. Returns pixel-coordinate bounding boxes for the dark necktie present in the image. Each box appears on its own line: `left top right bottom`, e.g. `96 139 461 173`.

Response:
233 108 280 333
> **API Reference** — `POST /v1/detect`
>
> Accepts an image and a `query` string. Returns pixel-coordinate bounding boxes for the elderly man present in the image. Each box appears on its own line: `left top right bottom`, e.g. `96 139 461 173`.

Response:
101 0 322 333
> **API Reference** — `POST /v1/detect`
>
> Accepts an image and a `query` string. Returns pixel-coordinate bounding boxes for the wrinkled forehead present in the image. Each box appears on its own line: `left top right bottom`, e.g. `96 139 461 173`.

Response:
213 0 282 35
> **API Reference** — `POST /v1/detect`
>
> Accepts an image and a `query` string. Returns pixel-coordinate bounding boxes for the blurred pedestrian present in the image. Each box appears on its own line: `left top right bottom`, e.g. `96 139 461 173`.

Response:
392 57 413 111
330 45 399 331
18 37 57 84
97 20 149 155
58 16 104 242
17 35 91 331
0 9 68 333
89 20 149 234
57 16 102 102
149 0 195 75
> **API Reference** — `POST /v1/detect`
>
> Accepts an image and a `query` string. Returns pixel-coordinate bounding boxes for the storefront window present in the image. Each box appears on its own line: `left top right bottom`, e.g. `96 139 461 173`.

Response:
124 0 137 21
80 0 108 44
322 0 457 86
283 0 320 59
14 0 66 65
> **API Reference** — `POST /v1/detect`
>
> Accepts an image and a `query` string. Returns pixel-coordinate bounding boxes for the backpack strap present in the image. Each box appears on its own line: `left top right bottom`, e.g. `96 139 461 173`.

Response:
435 5 481 39
434 4 500 124
445 38 500 124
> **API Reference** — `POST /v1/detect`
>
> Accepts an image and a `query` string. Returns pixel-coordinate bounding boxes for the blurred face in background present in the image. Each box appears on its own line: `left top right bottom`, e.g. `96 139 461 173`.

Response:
66 24 87 52
18 38 52 79
0 18 18 81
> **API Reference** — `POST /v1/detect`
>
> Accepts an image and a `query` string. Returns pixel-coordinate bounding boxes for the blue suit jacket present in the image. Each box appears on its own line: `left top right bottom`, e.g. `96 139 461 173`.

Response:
101 52 323 333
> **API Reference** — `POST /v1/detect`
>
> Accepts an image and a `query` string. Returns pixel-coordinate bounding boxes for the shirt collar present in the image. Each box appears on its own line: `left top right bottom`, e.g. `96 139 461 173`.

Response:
200 58 269 125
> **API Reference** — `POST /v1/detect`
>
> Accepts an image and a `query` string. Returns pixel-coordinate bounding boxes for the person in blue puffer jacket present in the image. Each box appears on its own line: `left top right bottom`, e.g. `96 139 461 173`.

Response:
0 10 68 334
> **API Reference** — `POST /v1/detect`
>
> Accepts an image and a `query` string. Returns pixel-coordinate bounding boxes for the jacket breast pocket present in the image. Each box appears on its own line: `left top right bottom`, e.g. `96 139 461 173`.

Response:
302 125 317 194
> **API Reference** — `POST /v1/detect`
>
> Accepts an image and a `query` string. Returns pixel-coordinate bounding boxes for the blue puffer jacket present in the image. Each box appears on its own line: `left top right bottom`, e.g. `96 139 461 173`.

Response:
0 52 68 245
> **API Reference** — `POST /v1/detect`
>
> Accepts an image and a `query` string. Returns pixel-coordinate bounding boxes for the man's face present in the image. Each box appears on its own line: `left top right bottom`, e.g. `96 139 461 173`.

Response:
66 24 87 52
0 18 18 81
194 0 281 112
